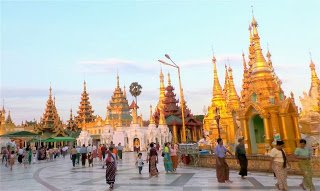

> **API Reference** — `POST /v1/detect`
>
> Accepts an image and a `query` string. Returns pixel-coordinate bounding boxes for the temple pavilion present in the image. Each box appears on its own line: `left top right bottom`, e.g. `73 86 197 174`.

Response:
153 70 202 143
204 15 301 154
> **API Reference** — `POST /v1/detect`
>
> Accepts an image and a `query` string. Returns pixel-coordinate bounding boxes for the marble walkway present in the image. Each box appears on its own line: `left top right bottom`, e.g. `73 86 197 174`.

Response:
0 152 319 191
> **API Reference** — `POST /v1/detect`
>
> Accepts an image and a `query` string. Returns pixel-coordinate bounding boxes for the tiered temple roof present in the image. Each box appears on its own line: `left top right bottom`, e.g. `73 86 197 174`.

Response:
106 74 132 128
37 86 66 136
66 109 79 131
75 81 96 127
154 71 202 141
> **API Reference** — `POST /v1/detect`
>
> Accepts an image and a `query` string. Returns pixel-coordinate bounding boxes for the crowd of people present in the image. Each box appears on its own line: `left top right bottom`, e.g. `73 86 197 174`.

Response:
216 137 316 191
1 138 316 191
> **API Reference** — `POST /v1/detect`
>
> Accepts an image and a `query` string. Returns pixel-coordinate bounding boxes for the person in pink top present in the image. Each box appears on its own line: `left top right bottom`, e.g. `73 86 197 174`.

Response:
170 143 178 171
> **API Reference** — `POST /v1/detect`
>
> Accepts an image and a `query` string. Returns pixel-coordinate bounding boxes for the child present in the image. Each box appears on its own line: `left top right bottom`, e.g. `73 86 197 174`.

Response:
88 152 93 167
9 150 15 171
136 153 144 174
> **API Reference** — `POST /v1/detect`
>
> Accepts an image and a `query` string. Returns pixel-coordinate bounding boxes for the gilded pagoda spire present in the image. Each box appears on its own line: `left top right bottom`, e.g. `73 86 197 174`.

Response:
106 74 131 128
250 16 272 76
157 68 166 111
75 81 96 126
309 59 319 97
5 110 14 125
149 105 155 124
223 64 229 98
123 85 127 98
38 86 66 136
227 66 240 110
241 52 249 104
212 55 224 101
116 73 120 89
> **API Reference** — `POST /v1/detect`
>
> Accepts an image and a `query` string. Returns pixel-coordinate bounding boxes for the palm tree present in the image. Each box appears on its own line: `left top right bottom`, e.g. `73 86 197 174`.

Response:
129 82 142 106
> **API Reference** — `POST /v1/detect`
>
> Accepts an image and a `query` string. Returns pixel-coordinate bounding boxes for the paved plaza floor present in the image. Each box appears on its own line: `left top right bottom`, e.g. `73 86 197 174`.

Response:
0 152 319 191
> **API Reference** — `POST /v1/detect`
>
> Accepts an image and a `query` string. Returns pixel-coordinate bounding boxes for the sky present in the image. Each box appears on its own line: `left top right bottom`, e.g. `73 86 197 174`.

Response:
1 0 319 124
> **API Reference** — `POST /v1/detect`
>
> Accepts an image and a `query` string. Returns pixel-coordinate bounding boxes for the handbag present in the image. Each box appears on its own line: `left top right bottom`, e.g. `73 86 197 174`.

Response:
161 152 165 157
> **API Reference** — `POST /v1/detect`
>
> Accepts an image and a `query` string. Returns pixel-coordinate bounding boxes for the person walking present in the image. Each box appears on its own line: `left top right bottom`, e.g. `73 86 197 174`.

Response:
102 144 106 160
215 138 233 183
17 147 23 164
294 139 315 191
269 140 289 191
105 147 117 189
170 143 178 172
28 147 32 165
70 146 77 167
80 144 87 167
136 153 144 174
98 144 102 162
148 143 159 177
235 137 248 179
2 147 8 167
117 143 124 160
163 142 174 173
9 150 15 171
76 146 81 165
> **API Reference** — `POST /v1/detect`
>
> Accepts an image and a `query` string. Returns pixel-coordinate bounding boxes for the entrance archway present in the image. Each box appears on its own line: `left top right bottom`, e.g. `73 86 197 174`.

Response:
249 114 265 154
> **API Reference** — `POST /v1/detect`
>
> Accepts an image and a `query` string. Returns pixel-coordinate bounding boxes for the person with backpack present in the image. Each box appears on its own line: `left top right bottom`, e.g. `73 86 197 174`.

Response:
105 147 117 189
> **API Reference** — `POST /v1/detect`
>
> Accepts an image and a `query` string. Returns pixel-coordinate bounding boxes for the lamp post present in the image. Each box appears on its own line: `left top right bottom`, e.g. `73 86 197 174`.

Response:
158 55 187 143
215 107 221 138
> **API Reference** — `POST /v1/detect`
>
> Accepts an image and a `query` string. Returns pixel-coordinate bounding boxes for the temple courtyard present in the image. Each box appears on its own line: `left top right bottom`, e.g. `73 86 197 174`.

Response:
0 152 319 191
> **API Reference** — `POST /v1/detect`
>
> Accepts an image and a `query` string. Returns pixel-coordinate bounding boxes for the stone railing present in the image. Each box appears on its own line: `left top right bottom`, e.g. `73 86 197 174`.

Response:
198 154 320 176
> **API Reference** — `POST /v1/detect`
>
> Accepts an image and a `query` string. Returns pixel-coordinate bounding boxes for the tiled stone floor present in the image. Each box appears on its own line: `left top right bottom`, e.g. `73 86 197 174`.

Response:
0 152 319 191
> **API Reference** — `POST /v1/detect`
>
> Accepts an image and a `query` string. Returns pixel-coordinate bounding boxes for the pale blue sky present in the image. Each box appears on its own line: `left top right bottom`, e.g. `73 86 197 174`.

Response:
1 0 319 123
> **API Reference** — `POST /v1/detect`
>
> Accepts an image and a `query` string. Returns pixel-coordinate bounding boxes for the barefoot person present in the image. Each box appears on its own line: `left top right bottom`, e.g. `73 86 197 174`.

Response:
269 140 289 191
215 138 233 183
235 137 247 179
105 147 117 189
148 143 159 177
294 139 315 191
170 143 178 172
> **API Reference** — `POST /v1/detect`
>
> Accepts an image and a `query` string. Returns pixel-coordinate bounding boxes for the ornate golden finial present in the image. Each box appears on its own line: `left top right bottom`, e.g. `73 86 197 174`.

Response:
53 96 56 105
212 55 224 99
49 85 52 98
116 73 120 88
160 68 165 88
70 108 73 118
223 63 229 98
123 85 126 97
242 52 247 70
83 80 87 91
149 105 155 124
168 72 172 86
310 58 319 88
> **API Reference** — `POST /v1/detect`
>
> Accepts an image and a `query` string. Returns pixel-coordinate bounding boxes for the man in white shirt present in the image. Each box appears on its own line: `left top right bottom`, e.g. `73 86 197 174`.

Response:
87 144 93 153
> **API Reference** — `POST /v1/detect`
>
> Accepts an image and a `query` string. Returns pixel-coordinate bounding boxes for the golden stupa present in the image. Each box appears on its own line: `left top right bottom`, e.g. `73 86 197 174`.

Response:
299 59 320 154
203 56 240 147
237 16 300 154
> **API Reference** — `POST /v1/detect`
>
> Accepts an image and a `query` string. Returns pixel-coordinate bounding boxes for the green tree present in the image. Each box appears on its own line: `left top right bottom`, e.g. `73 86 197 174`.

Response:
129 82 142 106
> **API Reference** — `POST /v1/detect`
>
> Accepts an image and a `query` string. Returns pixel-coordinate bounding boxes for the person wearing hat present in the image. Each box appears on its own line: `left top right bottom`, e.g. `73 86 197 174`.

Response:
269 140 289 191
235 137 247 179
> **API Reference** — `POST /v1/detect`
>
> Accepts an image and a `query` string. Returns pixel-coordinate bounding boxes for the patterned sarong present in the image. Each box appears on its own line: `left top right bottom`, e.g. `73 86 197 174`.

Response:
272 161 288 190
216 157 229 183
106 161 116 185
